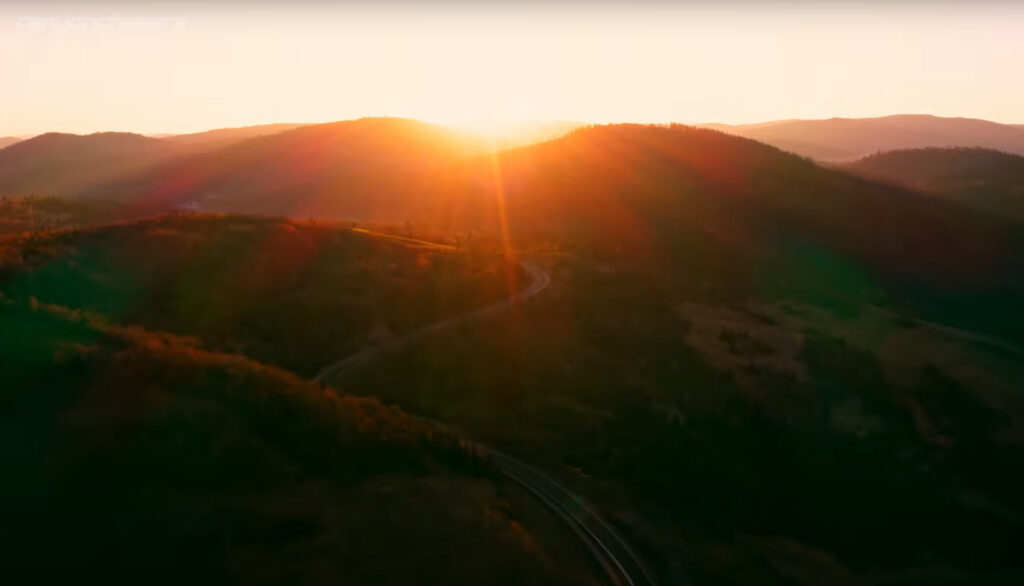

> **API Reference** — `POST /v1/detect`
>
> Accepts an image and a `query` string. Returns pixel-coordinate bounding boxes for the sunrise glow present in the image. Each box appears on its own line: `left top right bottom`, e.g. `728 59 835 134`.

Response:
2 1 1023 137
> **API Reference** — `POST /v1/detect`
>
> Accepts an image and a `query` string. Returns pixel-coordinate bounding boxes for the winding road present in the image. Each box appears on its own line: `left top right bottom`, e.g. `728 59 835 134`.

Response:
313 229 654 586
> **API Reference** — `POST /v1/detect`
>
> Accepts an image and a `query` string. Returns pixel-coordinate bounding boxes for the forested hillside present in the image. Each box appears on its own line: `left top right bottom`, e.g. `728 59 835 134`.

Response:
842 147 1024 222
0 216 594 586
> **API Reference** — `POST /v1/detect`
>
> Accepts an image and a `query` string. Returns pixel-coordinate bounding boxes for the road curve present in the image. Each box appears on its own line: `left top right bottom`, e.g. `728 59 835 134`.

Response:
488 451 657 586
312 236 654 585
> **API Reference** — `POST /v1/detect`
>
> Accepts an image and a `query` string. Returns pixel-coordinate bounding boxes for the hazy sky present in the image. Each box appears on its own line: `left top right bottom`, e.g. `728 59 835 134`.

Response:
2 1 1023 136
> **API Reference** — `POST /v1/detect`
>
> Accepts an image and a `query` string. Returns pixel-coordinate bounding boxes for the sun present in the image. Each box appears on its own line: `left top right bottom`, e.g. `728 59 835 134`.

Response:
430 115 533 141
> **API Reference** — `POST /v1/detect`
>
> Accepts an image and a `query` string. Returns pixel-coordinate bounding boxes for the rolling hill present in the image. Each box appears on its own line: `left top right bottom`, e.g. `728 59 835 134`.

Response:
0 132 176 197
79 117 491 218
0 214 514 376
0 136 23 150
0 216 594 586
72 119 1024 341
841 147 1024 222
0 119 584 203
702 114 1024 161
0 124 325 199
157 122 311 153
481 124 1024 280
6 122 1024 584
6 213 1024 586
477 124 1024 345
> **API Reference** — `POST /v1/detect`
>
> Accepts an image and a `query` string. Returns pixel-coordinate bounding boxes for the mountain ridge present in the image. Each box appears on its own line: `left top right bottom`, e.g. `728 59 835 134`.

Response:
701 114 1024 161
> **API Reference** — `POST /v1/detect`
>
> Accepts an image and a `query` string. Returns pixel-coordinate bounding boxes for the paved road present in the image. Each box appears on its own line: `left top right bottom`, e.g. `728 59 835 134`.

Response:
313 233 654 585
488 451 657 586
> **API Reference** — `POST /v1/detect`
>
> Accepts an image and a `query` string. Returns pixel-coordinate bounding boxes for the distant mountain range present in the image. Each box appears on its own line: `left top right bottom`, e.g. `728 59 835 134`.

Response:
54 118 1019 305
77 117 492 217
4 116 1024 301
702 114 1024 161
4 116 1015 255
0 119 583 199
0 124 320 198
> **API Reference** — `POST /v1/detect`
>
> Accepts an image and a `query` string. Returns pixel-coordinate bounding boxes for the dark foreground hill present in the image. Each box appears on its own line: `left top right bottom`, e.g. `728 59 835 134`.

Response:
0 214 514 376
5 213 1024 586
0 216 594 586
703 114 1024 161
841 147 1024 222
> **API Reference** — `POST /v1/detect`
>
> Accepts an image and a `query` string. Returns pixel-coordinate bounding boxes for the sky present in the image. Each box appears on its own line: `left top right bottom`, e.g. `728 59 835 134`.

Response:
2 1 1023 136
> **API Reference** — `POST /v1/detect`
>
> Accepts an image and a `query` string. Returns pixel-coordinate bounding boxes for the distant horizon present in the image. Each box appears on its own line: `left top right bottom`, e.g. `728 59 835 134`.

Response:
3 112 1023 140
3 1 1022 136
